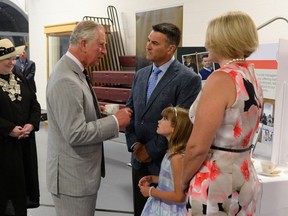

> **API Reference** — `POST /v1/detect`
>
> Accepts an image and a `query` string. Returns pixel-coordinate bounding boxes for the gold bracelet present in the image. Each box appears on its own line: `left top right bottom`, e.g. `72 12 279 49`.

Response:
149 186 155 197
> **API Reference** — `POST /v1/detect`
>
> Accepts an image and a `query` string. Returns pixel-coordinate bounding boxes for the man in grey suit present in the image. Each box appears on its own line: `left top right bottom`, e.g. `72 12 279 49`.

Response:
125 23 202 216
46 20 132 216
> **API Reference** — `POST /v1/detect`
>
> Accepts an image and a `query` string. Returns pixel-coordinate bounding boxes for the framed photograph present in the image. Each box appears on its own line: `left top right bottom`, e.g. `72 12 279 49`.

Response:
252 99 275 160
260 99 275 127
182 53 198 73
196 51 217 71
177 47 219 77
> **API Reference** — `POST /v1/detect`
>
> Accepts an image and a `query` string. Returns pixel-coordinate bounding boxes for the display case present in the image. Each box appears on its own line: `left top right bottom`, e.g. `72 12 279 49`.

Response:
44 22 78 79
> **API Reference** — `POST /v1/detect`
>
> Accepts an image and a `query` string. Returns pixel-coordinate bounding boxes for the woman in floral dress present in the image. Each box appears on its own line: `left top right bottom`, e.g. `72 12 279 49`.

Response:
182 11 263 215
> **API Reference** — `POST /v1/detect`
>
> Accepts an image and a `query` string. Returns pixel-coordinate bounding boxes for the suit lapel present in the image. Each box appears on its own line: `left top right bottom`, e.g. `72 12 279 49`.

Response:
148 70 177 103
141 61 178 117
145 63 178 105
63 56 105 177
74 64 100 116
64 56 100 116
134 66 152 119
65 56 90 93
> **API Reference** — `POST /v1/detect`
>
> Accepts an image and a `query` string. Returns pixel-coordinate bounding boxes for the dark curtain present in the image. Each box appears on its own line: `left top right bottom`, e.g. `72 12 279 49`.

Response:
135 6 183 70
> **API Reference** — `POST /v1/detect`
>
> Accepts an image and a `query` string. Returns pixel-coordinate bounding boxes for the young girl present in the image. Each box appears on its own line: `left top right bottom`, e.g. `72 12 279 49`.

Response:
138 106 193 216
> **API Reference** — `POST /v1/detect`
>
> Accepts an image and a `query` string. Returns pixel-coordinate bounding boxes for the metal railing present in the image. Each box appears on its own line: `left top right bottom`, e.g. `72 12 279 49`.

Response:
257 16 288 30
83 5 125 71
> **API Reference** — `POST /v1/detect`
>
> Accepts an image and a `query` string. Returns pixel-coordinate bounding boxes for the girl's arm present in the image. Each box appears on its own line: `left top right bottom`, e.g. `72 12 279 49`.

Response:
140 154 186 203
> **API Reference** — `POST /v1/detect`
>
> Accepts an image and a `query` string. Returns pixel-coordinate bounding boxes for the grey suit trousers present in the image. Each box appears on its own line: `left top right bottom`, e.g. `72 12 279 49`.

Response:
52 193 97 216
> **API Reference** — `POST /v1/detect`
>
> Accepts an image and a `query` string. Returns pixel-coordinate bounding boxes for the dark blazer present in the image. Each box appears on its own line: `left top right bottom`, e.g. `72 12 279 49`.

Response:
125 59 201 175
13 58 37 92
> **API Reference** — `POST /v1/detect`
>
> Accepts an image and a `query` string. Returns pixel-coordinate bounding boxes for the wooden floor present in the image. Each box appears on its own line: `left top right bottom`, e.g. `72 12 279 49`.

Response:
28 122 133 216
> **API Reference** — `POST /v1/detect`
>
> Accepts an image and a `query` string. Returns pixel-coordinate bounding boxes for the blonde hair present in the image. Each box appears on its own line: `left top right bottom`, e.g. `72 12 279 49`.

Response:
161 106 193 157
205 11 258 58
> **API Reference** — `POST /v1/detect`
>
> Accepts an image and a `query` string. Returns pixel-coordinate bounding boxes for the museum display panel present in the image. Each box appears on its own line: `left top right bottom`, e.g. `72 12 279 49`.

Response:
44 22 78 79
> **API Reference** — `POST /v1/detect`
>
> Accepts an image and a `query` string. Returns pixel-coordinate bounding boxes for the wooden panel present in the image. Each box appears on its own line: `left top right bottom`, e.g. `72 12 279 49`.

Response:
91 65 136 131
44 22 78 35
91 70 135 86
119 55 137 67
93 86 131 102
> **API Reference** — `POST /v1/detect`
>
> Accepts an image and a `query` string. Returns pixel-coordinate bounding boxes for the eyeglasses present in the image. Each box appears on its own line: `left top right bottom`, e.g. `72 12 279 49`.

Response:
0 46 15 57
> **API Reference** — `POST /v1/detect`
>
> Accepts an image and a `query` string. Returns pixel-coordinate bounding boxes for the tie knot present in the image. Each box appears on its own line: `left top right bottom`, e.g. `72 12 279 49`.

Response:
153 67 162 75
83 69 88 75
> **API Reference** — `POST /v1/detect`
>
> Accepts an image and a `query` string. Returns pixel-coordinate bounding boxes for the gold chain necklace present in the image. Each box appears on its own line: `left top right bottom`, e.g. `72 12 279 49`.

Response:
224 58 245 66
0 73 22 101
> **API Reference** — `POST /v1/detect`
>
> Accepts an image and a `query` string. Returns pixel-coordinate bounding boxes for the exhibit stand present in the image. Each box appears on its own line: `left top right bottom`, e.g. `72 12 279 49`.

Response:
251 39 288 215
248 43 278 160
271 38 288 165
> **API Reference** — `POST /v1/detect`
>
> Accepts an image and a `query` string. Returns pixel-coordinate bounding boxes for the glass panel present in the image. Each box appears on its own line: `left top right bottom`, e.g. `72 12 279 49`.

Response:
48 35 70 76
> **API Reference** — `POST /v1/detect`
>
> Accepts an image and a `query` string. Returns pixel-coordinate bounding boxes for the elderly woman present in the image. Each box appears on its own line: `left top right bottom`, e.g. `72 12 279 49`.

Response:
0 39 41 216
182 11 263 215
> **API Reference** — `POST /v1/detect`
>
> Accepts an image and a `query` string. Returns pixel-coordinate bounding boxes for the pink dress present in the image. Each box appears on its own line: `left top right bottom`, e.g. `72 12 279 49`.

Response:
186 63 263 215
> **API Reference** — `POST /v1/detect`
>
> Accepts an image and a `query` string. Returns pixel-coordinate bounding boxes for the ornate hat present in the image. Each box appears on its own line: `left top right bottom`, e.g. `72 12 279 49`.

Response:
0 39 25 60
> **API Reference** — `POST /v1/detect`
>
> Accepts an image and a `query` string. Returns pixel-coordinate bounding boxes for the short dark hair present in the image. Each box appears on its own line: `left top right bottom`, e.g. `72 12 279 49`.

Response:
202 54 208 60
152 23 181 47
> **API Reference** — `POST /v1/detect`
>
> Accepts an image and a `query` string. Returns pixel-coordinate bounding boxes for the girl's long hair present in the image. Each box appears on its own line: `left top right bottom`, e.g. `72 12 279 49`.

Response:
161 106 193 158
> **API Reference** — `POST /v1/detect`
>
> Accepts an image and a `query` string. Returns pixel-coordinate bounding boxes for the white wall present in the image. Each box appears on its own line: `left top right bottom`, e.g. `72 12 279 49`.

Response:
24 0 288 109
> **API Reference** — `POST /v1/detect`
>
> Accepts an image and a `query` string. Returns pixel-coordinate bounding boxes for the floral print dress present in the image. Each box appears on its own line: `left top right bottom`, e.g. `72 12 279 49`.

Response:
186 63 263 215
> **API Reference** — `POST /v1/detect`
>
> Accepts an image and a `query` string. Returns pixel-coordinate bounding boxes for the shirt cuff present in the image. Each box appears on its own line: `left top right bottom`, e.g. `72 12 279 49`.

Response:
130 142 138 151
111 115 119 131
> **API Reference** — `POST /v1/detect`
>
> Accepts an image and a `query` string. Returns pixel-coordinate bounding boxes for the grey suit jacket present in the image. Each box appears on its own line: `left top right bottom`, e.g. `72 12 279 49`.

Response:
46 55 118 196
125 59 201 175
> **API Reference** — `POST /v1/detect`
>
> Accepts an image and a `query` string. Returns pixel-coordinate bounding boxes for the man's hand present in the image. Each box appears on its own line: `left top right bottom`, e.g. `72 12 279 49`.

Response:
114 108 133 128
133 143 152 163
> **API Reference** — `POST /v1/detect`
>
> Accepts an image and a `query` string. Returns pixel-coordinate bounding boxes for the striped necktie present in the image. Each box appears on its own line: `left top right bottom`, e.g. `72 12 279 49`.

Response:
146 67 162 102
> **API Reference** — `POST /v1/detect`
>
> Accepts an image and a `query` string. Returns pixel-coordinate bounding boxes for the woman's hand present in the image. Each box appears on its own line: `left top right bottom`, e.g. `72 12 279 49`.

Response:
9 124 34 139
9 126 24 138
18 124 34 139
22 123 34 133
